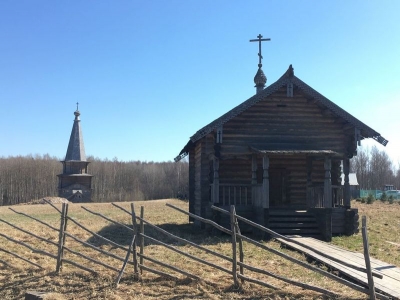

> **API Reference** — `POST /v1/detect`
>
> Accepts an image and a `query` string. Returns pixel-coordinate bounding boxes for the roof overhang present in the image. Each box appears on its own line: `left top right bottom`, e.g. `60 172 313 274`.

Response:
249 147 341 157
174 65 388 161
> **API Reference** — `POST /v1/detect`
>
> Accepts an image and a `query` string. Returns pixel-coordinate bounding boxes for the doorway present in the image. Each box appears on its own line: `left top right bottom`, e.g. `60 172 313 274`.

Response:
269 168 287 207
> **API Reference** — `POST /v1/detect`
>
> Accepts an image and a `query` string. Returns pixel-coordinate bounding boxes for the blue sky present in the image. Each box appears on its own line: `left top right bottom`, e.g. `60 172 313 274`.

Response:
1 1 399 164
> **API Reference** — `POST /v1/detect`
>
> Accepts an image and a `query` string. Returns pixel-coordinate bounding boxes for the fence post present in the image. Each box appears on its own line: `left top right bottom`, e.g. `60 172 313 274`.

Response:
362 216 376 300
235 218 244 280
131 203 140 279
140 206 144 274
230 205 239 287
56 203 67 273
115 234 136 287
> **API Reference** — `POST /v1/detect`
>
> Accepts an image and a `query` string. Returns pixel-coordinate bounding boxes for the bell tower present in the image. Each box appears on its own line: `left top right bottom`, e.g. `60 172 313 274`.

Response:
57 104 93 202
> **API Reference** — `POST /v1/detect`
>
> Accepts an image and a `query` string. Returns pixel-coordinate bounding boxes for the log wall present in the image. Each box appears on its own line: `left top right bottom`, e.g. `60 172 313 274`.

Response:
188 148 195 218
221 86 352 156
193 135 214 225
190 85 353 214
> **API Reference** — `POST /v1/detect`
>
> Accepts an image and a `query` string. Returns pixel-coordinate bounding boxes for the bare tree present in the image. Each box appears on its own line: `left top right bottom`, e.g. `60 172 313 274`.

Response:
351 146 397 190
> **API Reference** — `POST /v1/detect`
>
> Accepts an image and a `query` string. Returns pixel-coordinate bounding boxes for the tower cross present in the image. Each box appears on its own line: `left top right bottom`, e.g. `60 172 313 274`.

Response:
76 102 79 111
249 34 271 66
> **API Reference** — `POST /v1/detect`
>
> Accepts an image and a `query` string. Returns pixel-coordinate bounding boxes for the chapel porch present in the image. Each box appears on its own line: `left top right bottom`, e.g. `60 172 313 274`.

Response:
210 150 352 209
208 151 357 241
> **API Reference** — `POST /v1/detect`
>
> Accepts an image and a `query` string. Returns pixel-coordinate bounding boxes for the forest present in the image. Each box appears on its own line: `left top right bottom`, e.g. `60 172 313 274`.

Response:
350 146 400 190
0 145 398 206
0 155 188 205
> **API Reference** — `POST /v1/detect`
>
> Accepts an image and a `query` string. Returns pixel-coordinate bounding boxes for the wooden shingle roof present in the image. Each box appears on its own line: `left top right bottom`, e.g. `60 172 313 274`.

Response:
175 65 387 161
64 110 87 162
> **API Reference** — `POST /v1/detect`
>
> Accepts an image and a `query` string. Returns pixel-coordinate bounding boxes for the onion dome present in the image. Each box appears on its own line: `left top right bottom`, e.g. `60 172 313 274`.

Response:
254 64 267 93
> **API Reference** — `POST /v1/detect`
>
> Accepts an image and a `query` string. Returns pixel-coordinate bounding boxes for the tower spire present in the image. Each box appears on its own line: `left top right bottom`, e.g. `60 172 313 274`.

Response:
57 105 93 202
66 105 86 161
250 34 271 93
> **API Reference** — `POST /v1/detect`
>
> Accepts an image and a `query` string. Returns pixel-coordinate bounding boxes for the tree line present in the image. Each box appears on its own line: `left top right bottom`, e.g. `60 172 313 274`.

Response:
0 154 188 206
1 146 398 205
350 146 400 190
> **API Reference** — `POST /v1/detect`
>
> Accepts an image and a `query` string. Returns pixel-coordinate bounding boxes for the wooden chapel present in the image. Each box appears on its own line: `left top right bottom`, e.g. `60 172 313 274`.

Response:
175 35 388 241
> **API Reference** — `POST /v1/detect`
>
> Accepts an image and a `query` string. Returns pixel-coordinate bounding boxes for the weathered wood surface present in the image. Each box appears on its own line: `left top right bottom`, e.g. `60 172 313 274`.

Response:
277 237 400 299
221 88 351 156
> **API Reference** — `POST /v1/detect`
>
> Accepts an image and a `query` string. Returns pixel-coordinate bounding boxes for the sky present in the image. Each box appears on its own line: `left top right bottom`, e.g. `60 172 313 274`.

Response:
1 1 399 164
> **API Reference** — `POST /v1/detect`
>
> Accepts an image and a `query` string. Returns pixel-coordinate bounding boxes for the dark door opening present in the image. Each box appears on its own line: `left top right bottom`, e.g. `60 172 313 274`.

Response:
269 169 287 207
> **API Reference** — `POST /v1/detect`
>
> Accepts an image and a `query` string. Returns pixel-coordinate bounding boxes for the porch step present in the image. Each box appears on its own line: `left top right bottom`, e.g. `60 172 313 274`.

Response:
268 210 321 238
269 217 315 223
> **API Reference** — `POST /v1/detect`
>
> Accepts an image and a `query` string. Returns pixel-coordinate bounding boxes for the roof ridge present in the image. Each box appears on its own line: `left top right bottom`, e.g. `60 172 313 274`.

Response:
190 76 288 142
180 65 387 161
291 76 379 134
189 66 386 144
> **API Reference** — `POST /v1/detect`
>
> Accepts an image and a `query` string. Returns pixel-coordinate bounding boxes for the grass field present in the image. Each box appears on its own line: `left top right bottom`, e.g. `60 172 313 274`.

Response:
0 199 399 299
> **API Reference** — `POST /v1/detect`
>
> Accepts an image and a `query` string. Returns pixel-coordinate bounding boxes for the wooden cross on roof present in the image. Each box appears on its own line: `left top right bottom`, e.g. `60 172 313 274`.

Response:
249 34 271 66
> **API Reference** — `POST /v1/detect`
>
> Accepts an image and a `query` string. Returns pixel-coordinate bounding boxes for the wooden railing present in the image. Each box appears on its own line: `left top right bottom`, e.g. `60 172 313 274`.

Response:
308 185 344 208
221 184 251 206
213 184 343 208
211 184 261 206
332 185 344 207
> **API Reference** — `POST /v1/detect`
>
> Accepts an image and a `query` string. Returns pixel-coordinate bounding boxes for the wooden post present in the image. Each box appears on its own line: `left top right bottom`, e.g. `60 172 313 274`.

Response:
251 155 257 206
362 216 376 300
306 157 313 208
140 205 144 274
56 203 66 273
60 204 69 270
324 157 332 208
131 203 139 279
213 157 219 204
115 234 136 287
56 203 68 273
262 155 270 209
235 218 244 280
252 155 257 185
343 158 351 208
230 205 239 287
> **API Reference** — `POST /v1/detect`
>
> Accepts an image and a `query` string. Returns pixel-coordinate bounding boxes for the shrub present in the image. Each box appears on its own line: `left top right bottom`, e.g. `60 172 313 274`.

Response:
388 195 394 204
380 192 388 202
361 198 366 203
366 193 375 204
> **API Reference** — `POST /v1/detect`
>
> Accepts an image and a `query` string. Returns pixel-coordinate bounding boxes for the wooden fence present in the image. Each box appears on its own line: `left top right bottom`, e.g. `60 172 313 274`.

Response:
0 200 386 299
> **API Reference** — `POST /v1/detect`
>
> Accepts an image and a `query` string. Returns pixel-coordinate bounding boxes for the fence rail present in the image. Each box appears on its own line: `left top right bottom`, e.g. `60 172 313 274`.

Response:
0 201 387 299
360 190 400 200
0 202 138 286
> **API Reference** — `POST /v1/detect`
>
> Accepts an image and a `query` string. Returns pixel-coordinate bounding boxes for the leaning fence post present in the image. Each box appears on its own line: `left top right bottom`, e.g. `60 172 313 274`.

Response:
131 203 139 279
362 216 376 300
140 205 144 274
56 203 67 273
230 205 239 287
115 234 136 287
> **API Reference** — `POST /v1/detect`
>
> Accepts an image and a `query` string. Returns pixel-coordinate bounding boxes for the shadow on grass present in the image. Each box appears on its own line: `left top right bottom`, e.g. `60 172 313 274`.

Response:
87 222 232 248
0 268 122 299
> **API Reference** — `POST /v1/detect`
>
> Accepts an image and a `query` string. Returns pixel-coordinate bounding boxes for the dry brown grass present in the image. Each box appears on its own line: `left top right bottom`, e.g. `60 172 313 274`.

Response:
332 200 400 266
0 199 396 299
